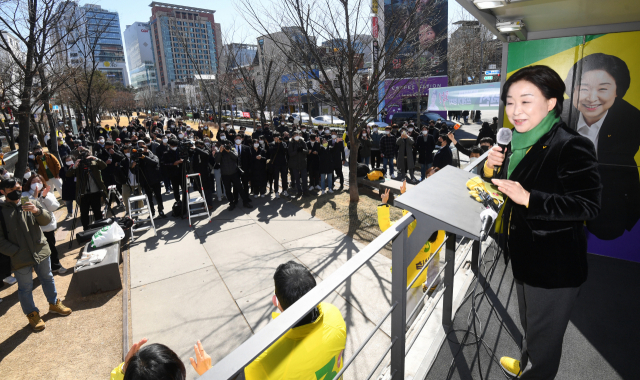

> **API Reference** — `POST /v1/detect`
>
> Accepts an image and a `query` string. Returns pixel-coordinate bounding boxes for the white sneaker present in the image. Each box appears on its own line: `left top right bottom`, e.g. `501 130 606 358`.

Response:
321 190 325 195
261 194 265 198
315 185 321 190
282 191 289 197
275 192 280 199
254 194 259 199
3 276 16 285
308 186 314 191
328 189 334 194
56 266 67 274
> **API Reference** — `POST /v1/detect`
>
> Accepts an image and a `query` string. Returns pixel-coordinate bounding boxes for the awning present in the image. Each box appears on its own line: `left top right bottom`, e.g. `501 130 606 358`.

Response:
427 82 500 111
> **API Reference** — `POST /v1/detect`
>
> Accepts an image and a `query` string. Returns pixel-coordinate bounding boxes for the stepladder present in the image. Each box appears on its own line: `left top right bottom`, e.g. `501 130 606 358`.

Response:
127 194 157 241
185 173 211 226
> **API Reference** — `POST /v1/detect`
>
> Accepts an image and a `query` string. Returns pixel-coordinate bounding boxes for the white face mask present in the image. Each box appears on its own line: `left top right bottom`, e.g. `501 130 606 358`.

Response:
373 128 378 132
309 141 314 146
24 172 32 180
98 139 105 144
220 135 226 140
205 143 211 148
162 139 168 144
171 146 177 151
385 131 390 135
253 143 259 148
331 134 337 139
29 155 35 160
66 161 73 166
362 133 367 137
2 172 10 178
422 130 428 135
408 128 414 132
301 129 306 132
235 139 242 144
178 134 184 139
125 153 131 158
31 183 43 191
294 136 300 141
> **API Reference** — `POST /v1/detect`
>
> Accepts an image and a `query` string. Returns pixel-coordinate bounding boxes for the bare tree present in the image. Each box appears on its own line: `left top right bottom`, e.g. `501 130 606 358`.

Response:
240 0 446 202
108 86 135 126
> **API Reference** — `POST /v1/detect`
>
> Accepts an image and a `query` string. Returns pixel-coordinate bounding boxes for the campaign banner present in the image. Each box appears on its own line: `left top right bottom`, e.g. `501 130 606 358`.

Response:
427 82 500 111
506 31 640 262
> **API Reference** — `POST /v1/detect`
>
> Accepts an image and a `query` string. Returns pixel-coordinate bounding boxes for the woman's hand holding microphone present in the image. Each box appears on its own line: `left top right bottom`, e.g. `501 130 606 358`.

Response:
487 146 530 207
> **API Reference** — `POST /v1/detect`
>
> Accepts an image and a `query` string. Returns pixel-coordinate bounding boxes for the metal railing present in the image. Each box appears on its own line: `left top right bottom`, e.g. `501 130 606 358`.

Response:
202 152 491 380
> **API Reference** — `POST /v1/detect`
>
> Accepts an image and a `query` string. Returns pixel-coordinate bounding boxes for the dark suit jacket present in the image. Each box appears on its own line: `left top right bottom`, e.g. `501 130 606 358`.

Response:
567 98 640 240
487 122 601 288
235 144 252 174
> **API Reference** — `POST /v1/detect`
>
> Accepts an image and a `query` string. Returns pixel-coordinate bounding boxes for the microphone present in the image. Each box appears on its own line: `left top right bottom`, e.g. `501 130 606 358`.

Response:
494 127 512 177
479 208 498 242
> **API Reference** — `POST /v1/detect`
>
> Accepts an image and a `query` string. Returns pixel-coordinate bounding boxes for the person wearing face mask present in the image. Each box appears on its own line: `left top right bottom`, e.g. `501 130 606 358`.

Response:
358 129 373 168
475 121 496 146
466 146 484 175
135 143 166 218
395 128 417 182
252 124 264 140
250 139 268 198
416 126 436 181
0 166 12 180
268 133 289 198
155 135 172 194
328 130 345 190
57 137 71 158
431 133 453 173
379 126 396 178
215 139 252 211
60 155 77 217
27 151 37 172
370 126 382 169
0 177 72 331
23 174 66 273
66 151 107 230
190 140 216 208
287 131 310 197
306 134 321 191
161 139 185 204
317 138 334 195
299 126 309 142
32 145 63 196
235 135 253 202
29 134 40 151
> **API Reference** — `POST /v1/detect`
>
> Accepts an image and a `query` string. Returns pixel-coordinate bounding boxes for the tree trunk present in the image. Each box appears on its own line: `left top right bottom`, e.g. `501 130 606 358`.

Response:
39 67 60 162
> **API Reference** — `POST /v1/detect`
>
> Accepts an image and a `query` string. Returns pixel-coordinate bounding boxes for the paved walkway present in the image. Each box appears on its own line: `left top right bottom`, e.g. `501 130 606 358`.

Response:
129 191 394 379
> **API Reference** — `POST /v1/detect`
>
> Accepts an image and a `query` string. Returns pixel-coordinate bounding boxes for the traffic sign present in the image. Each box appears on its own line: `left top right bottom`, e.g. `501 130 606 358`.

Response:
485 70 500 75
484 76 494 80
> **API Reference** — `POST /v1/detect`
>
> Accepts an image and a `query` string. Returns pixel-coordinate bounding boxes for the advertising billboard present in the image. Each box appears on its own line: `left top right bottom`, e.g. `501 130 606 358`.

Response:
383 76 448 122
506 31 640 262
427 82 501 111
383 0 448 78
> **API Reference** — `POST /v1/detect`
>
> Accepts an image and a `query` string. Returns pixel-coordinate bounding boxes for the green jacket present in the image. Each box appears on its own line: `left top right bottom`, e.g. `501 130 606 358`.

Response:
66 157 108 198
0 200 52 271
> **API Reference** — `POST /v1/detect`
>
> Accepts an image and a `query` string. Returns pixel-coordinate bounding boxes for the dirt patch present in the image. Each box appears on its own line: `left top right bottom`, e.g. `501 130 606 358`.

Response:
289 185 403 259
0 206 123 380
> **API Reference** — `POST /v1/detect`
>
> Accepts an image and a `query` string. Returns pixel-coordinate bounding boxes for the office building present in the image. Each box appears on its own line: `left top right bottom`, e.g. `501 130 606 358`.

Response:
148 2 220 90
124 22 158 90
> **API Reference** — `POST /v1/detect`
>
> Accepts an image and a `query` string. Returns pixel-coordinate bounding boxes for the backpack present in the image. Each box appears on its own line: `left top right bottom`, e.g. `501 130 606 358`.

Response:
356 163 370 178
172 201 183 218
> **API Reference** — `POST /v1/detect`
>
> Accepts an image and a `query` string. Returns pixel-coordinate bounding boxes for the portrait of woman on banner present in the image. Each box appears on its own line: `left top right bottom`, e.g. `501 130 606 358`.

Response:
563 53 640 240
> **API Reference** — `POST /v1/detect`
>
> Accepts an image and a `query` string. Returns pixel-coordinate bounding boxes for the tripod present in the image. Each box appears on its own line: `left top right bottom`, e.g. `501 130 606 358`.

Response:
68 160 114 249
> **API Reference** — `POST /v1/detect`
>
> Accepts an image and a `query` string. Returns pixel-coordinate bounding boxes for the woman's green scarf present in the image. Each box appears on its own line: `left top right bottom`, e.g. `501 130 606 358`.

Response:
507 112 560 178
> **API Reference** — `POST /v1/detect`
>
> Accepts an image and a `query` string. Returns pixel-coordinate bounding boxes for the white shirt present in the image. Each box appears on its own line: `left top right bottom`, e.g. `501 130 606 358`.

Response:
576 110 608 151
236 144 241 155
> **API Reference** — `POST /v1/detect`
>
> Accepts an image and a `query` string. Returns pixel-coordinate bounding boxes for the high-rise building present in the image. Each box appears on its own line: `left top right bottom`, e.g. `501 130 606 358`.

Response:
55 3 129 87
148 2 220 90
124 22 158 90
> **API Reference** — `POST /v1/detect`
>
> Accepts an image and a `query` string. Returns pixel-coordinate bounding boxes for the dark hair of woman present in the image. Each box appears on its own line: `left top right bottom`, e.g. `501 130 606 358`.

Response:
123 343 186 380
501 65 566 117
564 53 630 98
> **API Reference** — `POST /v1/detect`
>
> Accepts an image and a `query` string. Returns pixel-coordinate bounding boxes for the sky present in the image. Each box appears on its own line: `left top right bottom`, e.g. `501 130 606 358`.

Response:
95 0 467 42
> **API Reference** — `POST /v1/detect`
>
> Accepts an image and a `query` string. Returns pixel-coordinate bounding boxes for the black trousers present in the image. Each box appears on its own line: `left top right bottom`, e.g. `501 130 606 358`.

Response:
332 164 344 187
143 182 164 213
80 192 103 230
515 280 580 379
221 171 249 205
240 172 251 200
169 176 183 203
371 149 381 168
43 230 60 269
272 165 288 193
308 165 320 187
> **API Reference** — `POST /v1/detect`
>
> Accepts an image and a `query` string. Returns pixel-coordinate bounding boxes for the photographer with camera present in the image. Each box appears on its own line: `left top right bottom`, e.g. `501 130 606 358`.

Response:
191 140 216 208
215 140 251 211
161 139 185 204
117 145 143 216
66 149 107 231
134 143 166 218
287 130 309 198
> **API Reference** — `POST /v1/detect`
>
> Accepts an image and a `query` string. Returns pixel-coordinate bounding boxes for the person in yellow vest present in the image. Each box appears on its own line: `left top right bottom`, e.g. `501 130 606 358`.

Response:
378 181 444 290
245 261 347 380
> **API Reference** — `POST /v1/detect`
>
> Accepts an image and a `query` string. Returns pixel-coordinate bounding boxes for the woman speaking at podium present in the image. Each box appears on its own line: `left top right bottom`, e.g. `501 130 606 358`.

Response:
483 65 602 379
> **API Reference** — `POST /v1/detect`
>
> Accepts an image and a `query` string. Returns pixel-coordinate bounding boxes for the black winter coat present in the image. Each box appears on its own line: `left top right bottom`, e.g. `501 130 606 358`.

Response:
318 146 334 174
60 165 76 201
191 148 215 190
416 134 436 164
432 145 452 169
250 147 268 183
486 122 601 289
269 141 287 168
307 141 320 170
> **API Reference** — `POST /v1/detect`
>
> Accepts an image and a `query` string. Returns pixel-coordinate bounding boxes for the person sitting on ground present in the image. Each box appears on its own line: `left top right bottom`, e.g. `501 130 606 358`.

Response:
378 181 444 291
244 261 347 380
110 338 213 379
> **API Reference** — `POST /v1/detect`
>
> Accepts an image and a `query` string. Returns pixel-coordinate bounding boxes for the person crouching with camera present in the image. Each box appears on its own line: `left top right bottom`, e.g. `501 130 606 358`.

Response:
0 178 72 331
65 147 107 231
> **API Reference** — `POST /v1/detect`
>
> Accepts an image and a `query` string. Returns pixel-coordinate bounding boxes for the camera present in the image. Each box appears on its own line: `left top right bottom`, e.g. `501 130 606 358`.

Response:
130 148 144 161
177 140 193 159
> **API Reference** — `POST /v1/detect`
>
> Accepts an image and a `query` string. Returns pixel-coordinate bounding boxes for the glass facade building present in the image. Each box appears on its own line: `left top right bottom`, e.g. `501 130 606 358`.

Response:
124 22 158 90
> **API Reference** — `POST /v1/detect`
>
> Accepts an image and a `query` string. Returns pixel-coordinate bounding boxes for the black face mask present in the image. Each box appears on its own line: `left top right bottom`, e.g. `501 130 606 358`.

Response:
35 151 43 156
5 189 21 201
481 145 489 152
